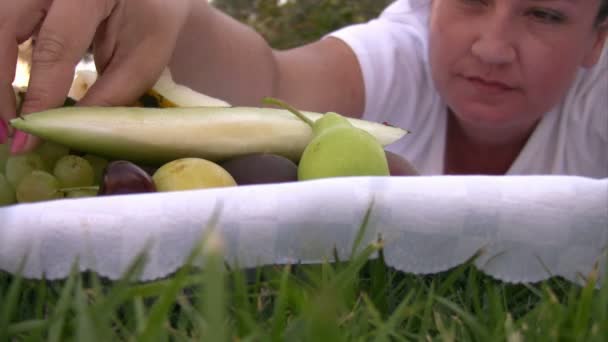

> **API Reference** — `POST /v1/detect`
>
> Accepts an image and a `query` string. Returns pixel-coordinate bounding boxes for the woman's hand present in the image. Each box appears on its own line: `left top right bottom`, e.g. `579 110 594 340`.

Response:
0 0 192 153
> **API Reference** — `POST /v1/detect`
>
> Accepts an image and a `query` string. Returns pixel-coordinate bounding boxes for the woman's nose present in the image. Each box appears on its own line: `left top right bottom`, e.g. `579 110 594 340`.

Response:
471 19 517 65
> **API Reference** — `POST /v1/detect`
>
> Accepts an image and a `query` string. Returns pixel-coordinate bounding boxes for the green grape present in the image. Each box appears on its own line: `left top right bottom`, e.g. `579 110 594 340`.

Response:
35 140 70 170
64 188 98 198
83 154 109 184
16 170 63 203
0 143 9 172
5 152 47 188
0 173 16 206
53 155 94 188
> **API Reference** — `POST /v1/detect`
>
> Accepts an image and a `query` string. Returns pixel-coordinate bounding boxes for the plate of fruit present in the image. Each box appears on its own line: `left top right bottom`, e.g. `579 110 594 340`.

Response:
1 69 413 205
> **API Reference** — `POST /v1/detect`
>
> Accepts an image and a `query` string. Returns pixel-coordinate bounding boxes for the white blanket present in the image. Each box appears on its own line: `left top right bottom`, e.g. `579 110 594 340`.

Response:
1 175 606 285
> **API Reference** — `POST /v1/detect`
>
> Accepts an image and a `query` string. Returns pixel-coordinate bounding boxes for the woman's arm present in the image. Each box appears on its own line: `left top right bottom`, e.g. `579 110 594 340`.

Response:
169 2 365 118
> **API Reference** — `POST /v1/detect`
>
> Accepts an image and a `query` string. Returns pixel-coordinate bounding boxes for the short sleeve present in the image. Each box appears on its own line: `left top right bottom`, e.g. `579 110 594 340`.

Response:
509 42 608 178
327 0 438 128
568 42 608 143
561 41 608 177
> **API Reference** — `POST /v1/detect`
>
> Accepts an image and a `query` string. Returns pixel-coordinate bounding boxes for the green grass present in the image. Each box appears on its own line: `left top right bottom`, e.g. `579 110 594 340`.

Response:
1 234 606 341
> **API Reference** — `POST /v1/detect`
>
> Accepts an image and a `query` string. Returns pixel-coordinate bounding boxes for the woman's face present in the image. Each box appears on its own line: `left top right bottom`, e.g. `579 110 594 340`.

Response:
428 0 607 137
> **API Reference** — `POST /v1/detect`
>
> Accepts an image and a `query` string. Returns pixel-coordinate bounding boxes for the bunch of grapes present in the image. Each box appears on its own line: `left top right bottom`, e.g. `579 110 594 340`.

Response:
0 140 111 205
0 138 302 207
1 139 416 208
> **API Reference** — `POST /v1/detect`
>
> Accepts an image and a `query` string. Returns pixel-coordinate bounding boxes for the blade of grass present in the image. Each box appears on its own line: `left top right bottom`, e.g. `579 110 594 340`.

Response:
35 279 48 320
6 319 48 336
323 259 339 287
95 246 149 318
466 266 482 318
435 296 490 340
350 199 375 259
48 263 79 342
270 265 292 341
504 314 523 342
594 261 608 337
402 279 426 333
137 244 201 341
133 296 147 335
361 292 384 331
387 276 414 310
201 230 227 342
434 311 456 342
531 284 566 340
0 259 25 341
176 295 205 337
334 241 383 292
127 274 202 299
572 266 597 339
137 201 223 341
438 251 482 297
170 295 199 340
231 266 258 336
74 275 100 342
487 283 506 337
303 289 345 342
369 250 388 315
374 290 417 342
522 283 543 299
417 281 436 338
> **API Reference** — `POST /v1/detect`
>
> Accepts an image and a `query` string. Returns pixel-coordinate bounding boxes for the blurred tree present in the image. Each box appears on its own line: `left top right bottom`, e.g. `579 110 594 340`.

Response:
211 0 394 49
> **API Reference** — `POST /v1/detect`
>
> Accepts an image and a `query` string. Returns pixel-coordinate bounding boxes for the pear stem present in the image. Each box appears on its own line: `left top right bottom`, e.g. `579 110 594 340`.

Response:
262 97 315 127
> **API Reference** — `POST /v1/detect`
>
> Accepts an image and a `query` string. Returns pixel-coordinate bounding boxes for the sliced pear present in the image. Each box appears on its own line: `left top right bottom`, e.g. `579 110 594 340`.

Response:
10 106 408 165
68 70 98 101
68 68 230 108
148 68 230 108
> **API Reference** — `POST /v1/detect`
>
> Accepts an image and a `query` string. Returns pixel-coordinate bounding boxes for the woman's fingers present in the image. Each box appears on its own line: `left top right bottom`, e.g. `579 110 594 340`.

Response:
0 30 18 144
13 0 115 153
6 0 190 153
80 37 175 108
81 0 187 107
22 0 114 115
0 0 50 144
78 52 165 108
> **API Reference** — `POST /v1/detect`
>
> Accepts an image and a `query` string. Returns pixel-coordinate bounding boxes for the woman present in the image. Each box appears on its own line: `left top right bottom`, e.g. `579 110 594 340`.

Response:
1 0 606 177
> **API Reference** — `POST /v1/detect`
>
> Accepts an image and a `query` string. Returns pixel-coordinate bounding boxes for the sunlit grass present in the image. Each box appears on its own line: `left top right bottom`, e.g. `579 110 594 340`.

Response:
1 228 606 341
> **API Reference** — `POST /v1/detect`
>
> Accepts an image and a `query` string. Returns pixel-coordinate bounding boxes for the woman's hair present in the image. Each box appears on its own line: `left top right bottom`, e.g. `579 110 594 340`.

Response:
598 0 608 26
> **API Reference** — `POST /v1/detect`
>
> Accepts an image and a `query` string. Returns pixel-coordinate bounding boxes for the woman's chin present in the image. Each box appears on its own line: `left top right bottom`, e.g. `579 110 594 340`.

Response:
449 103 524 128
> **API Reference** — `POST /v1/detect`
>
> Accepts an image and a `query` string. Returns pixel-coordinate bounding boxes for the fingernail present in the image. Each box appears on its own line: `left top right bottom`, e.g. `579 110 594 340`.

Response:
10 130 28 154
0 119 7 144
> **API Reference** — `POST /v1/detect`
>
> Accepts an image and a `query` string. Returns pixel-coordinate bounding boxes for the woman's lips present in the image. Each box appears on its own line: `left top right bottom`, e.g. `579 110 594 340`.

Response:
466 76 517 93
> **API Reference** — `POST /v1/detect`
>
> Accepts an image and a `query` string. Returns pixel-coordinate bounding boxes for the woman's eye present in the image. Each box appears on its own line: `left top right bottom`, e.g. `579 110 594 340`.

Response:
528 9 565 24
456 0 488 8
461 0 487 5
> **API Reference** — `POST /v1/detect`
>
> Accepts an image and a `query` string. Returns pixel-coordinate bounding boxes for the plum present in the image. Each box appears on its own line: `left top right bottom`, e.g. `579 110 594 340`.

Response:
220 153 298 185
98 161 156 195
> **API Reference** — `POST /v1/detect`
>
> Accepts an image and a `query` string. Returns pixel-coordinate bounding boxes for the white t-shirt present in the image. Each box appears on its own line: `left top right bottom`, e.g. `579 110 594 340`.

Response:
329 0 608 178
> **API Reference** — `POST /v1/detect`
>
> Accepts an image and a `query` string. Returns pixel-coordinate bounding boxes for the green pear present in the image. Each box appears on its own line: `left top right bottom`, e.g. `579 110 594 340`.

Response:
264 98 389 180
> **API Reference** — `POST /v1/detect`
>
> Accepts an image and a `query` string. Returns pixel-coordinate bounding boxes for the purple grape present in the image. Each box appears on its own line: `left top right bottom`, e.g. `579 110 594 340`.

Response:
220 154 298 185
98 161 156 195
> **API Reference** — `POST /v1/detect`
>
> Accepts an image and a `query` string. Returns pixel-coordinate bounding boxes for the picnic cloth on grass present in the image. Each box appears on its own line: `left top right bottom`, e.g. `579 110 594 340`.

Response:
1 175 606 285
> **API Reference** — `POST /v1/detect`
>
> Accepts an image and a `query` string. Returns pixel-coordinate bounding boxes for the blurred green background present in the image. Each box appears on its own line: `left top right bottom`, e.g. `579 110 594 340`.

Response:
18 0 396 80
211 0 395 49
